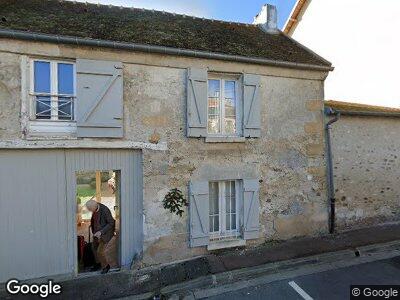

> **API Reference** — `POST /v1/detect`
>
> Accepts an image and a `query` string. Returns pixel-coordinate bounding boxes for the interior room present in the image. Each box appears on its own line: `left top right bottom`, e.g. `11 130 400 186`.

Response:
76 170 120 274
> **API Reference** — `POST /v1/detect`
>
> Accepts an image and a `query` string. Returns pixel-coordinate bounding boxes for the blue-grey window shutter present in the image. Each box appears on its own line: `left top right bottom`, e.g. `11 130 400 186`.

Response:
189 181 209 247
76 59 123 138
243 74 261 138
187 68 208 137
243 179 260 240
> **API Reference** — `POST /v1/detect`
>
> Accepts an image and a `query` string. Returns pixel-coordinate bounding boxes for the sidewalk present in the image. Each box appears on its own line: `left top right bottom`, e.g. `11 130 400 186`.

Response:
2 223 400 299
208 222 400 273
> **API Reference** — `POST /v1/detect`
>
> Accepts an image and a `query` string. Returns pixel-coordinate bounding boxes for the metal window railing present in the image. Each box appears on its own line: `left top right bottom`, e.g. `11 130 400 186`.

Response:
32 93 75 121
209 230 240 242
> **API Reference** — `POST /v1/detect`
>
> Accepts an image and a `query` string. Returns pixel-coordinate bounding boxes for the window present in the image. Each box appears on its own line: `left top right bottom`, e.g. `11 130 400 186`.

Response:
207 77 239 136
187 69 260 139
189 178 259 248
31 60 75 121
209 180 239 240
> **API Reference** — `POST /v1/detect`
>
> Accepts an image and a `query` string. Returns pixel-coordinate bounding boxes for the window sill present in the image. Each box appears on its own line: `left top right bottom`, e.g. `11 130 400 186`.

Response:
205 136 246 143
27 120 77 137
207 239 246 251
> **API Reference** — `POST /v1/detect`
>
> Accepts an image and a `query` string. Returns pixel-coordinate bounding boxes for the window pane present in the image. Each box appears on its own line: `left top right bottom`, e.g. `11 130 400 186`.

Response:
209 182 219 214
224 81 236 135
58 96 73 120
226 214 231 230
36 96 51 119
225 181 236 213
57 63 74 120
225 181 236 231
231 214 237 230
34 61 50 93
58 63 74 94
209 182 219 232
208 79 220 134
210 216 219 233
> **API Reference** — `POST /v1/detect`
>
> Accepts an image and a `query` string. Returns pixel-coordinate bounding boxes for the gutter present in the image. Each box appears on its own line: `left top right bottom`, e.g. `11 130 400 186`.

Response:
324 107 340 234
329 110 400 118
0 28 334 72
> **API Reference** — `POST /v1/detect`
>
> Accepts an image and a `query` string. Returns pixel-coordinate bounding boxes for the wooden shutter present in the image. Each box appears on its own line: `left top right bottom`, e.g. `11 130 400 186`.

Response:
189 181 209 247
243 74 261 138
243 179 260 240
76 59 123 138
187 68 208 137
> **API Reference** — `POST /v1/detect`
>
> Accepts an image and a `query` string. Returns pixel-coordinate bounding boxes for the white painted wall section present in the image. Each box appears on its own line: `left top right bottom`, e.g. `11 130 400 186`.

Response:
290 0 400 107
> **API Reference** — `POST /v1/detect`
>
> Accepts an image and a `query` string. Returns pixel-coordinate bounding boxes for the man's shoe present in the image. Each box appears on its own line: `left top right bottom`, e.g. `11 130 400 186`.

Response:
90 263 101 272
101 264 110 274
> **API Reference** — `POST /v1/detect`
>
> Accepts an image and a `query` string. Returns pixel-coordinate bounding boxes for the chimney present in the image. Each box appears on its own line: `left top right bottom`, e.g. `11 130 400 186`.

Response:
253 4 278 33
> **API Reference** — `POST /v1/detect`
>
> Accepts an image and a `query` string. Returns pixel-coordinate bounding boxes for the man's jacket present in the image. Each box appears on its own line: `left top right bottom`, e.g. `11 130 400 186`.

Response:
91 203 115 243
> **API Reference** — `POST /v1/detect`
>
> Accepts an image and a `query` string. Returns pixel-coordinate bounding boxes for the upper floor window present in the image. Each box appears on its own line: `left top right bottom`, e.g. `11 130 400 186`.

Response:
187 68 261 139
24 58 123 138
207 77 238 136
31 60 75 121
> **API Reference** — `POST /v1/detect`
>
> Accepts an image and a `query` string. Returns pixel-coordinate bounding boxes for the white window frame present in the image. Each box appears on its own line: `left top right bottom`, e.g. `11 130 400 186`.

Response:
209 180 241 241
29 59 76 122
207 74 242 137
22 58 77 137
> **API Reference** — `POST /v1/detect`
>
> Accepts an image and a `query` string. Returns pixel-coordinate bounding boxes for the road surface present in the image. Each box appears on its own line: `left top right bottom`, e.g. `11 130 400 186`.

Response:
207 256 400 300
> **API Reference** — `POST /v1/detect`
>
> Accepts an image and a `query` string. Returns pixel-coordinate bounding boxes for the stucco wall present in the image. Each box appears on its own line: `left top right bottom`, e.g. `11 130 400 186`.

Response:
331 115 400 230
290 0 400 107
0 38 328 266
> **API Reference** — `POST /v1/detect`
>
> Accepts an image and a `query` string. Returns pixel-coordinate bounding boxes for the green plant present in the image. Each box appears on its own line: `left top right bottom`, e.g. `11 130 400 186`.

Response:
76 185 96 198
162 188 188 217
101 172 111 182
89 179 96 190
76 176 92 184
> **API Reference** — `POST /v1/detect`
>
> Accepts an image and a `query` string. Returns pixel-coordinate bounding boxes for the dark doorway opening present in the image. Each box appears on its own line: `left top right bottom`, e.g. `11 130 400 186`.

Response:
76 170 120 274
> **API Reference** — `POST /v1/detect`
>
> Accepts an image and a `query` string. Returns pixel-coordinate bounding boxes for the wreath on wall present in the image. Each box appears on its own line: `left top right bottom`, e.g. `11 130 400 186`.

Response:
162 188 188 217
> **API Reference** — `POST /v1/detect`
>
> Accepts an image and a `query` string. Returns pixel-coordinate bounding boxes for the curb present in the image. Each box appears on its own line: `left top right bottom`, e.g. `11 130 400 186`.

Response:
159 240 400 299
2 226 400 299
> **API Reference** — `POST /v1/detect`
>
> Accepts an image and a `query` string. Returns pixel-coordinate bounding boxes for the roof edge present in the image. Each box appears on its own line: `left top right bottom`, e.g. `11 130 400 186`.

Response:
327 110 400 118
325 100 400 118
284 0 311 35
280 29 332 67
0 28 334 72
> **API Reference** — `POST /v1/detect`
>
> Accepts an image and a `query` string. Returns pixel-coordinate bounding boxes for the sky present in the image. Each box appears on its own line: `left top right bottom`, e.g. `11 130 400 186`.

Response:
291 0 400 107
80 0 297 29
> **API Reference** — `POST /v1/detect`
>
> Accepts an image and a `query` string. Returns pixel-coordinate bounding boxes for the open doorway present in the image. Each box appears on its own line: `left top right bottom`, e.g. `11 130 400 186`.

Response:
76 170 120 274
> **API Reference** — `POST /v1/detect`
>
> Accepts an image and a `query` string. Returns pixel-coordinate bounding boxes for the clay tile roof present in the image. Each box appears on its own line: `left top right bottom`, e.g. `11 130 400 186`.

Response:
325 100 400 114
0 0 331 68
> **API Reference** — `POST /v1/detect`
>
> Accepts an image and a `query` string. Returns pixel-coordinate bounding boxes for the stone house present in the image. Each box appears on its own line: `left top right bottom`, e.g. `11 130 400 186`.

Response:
283 0 400 107
0 1 333 282
325 101 400 231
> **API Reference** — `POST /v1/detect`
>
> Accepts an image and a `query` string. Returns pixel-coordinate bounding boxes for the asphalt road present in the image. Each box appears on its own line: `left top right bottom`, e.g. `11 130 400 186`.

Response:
207 256 400 300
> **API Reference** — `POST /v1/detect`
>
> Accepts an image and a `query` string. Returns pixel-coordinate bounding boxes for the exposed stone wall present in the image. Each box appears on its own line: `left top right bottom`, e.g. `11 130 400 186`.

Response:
330 115 400 230
0 52 21 139
0 39 328 266
136 68 328 265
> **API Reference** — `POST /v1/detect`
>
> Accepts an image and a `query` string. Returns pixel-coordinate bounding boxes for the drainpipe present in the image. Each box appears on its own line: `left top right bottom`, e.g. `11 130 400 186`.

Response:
325 107 340 234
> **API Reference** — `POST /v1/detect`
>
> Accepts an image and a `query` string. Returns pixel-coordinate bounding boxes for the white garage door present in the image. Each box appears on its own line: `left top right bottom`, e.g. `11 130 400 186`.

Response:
0 150 69 282
0 149 143 283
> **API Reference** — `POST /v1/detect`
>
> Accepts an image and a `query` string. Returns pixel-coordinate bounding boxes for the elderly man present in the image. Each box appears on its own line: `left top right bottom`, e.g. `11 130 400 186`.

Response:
85 199 115 274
